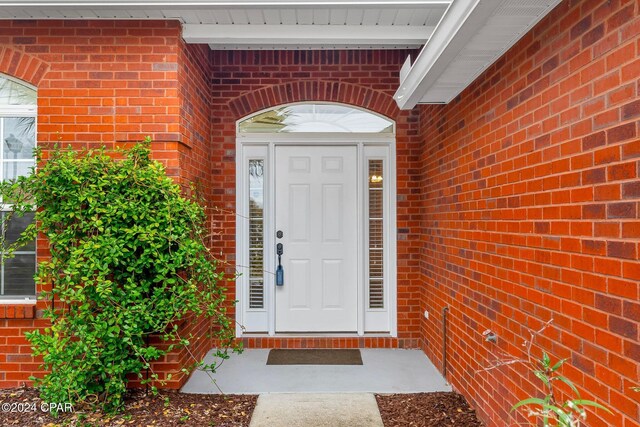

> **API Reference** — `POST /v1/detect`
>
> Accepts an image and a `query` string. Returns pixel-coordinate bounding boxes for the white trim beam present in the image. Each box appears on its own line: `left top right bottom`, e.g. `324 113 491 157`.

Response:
2 1 452 7
394 0 563 108
183 24 435 49
393 0 502 109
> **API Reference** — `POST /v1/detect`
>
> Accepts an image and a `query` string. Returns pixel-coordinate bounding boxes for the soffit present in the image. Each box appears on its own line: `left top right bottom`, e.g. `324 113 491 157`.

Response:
1 1 562 107
394 0 563 107
0 1 450 49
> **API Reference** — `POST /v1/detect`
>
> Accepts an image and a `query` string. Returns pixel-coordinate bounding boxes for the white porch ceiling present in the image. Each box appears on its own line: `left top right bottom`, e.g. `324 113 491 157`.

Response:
0 0 563 107
0 1 449 49
183 24 437 50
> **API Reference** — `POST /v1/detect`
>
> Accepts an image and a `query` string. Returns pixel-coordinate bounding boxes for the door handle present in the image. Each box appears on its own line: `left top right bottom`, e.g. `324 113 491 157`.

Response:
276 243 284 286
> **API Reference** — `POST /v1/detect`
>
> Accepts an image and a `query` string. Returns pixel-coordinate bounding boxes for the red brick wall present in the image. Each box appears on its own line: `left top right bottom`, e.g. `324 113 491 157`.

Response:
0 24 428 386
140 40 217 389
209 50 425 349
418 0 639 425
0 20 214 389
0 40 62 388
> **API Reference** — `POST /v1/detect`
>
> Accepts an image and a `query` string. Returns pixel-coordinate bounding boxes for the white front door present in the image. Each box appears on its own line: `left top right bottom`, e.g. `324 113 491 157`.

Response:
275 146 358 332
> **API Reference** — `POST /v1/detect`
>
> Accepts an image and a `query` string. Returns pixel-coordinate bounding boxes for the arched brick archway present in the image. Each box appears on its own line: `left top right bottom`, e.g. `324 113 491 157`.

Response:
0 46 49 86
209 50 423 351
228 81 401 122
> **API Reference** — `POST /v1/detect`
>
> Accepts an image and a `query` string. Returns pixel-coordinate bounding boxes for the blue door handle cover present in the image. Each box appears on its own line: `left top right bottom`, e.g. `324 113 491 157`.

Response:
276 243 284 286
276 264 284 286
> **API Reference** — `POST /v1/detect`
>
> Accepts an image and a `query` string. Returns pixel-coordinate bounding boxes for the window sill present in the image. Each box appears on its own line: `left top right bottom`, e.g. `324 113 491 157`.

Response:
0 303 37 319
0 299 36 305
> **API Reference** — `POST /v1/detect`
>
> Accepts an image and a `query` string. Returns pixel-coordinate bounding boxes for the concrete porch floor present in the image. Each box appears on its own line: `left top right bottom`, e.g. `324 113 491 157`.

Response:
181 348 451 394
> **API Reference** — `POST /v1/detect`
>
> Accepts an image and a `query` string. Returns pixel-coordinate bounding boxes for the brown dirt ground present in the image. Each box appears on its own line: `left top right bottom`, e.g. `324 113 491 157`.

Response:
1 388 483 426
376 392 484 426
0 387 257 426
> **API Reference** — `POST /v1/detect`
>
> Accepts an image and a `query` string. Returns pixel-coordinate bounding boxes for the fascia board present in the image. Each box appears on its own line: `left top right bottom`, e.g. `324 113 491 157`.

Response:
393 0 502 110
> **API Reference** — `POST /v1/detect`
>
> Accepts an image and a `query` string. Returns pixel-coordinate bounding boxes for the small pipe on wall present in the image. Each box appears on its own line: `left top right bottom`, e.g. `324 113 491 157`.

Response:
442 306 449 379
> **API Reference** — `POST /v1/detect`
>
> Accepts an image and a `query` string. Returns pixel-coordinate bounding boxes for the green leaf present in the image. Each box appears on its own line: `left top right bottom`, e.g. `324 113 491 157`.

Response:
570 400 613 414
555 374 580 397
542 351 551 367
534 370 550 386
512 397 547 411
540 405 571 425
550 358 567 372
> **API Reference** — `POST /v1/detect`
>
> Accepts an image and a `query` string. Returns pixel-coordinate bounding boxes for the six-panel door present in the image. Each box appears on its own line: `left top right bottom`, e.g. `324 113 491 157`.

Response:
275 146 358 332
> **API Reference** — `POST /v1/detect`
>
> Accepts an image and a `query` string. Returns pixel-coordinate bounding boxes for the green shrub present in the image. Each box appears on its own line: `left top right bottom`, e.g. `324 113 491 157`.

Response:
1 140 236 411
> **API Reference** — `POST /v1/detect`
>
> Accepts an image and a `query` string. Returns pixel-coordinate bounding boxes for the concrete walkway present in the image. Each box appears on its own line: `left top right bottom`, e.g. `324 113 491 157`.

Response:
249 393 383 427
182 349 450 426
182 348 450 394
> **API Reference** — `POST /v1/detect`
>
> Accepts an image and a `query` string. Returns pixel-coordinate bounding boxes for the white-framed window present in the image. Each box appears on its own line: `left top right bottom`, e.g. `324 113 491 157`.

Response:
238 145 270 332
0 74 37 301
248 158 265 310
363 145 394 333
367 159 384 309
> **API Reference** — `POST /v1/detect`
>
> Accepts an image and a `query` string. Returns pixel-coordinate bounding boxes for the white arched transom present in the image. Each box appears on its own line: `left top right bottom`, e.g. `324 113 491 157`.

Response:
238 103 394 134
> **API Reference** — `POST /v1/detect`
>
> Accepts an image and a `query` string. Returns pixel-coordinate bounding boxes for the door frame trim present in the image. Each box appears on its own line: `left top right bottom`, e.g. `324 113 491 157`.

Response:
235 128 397 338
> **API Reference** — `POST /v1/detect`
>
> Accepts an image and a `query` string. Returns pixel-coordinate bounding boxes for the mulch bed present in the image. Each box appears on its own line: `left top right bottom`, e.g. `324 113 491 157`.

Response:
376 392 483 426
2 387 482 426
0 387 257 426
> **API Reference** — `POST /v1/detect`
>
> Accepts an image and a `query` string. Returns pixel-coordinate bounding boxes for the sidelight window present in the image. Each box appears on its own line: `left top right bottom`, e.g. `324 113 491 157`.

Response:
248 159 265 309
368 160 384 309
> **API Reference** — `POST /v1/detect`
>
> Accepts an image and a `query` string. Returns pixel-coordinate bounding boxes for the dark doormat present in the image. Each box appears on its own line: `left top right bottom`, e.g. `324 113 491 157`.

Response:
266 349 363 365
